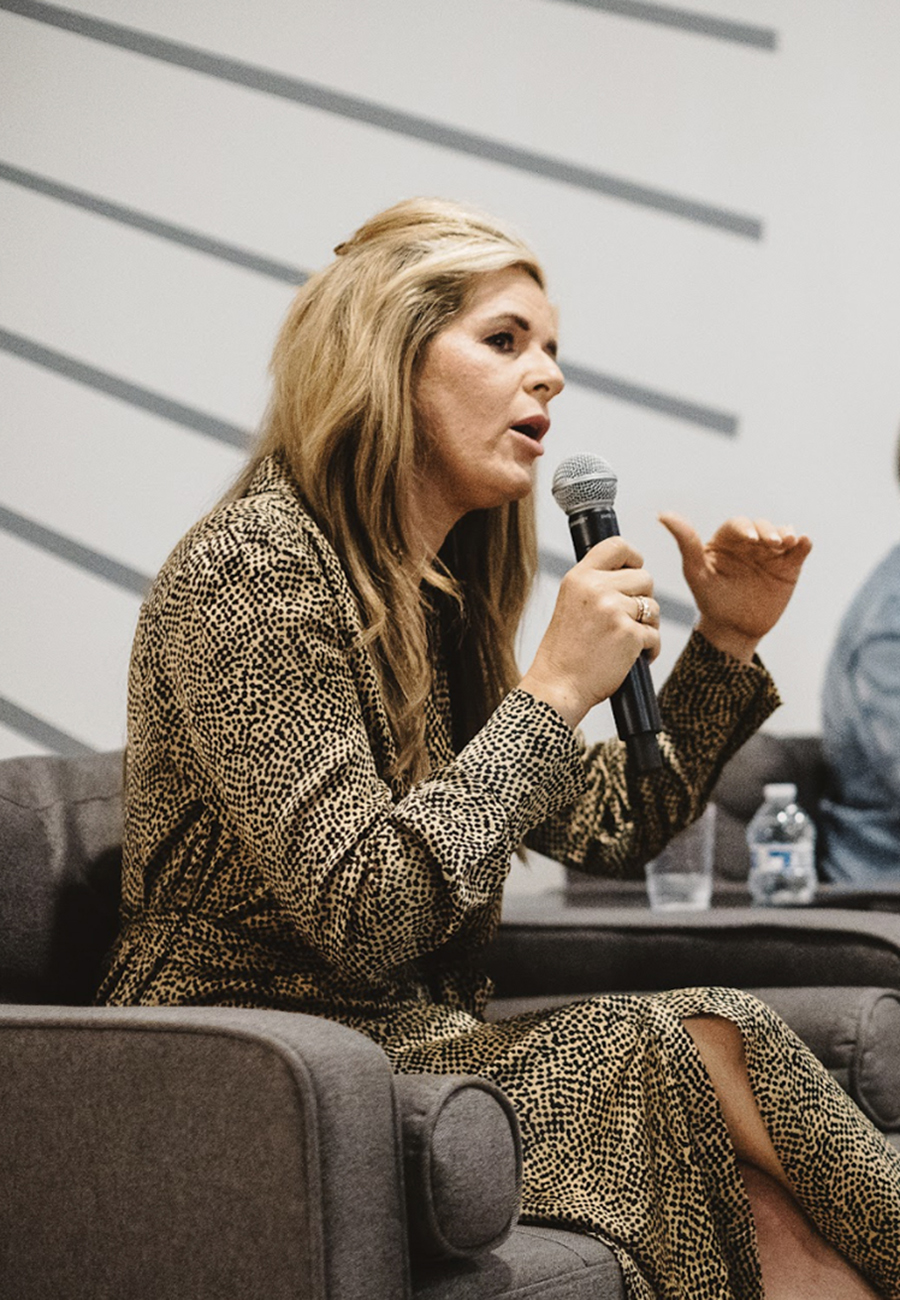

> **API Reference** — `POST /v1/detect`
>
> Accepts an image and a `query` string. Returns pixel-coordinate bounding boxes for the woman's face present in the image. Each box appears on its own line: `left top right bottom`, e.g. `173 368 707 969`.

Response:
411 266 564 552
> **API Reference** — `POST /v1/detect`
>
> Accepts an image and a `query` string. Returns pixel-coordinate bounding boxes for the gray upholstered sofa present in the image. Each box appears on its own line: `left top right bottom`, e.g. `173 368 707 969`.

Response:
2 741 900 1300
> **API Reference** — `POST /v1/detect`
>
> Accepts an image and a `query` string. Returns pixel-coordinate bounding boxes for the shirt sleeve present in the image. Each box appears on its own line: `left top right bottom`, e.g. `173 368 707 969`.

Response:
841 632 900 798
527 632 781 877
156 515 585 984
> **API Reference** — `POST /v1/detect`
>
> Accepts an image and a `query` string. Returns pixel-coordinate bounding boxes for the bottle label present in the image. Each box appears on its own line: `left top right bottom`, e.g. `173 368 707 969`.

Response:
750 847 811 872
749 845 817 905
755 848 794 870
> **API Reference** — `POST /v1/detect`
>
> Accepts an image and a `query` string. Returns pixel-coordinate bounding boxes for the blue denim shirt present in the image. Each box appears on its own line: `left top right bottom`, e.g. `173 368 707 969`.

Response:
820 542 900 884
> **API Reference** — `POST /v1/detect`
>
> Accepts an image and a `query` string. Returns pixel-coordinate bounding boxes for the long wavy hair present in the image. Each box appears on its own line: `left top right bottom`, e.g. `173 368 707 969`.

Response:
229 197 545 786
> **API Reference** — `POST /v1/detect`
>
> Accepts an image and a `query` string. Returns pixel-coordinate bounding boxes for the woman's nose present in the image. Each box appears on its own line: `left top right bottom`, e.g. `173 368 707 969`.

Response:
530 353 565 399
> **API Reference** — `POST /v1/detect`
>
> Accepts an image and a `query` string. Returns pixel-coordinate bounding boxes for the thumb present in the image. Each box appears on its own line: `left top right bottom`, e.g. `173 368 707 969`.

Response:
658 512 704 571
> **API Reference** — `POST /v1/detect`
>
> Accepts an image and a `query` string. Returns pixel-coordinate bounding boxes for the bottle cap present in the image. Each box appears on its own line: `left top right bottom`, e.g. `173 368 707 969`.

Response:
763 783 797 801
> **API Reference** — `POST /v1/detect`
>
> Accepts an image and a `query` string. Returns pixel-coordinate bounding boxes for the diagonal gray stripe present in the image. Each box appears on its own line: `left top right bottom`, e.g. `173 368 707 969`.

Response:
545 0 777 49
0 695 97 756
0 503 151 596
1 0 762 239
0 161 307 283
0 165 740 435
539 548 696 626
0 328 252 449
561 362 738 436
1 324 737 453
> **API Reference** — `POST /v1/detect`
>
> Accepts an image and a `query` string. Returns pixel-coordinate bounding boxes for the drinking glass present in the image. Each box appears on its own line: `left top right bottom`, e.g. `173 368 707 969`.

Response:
645 805 716 911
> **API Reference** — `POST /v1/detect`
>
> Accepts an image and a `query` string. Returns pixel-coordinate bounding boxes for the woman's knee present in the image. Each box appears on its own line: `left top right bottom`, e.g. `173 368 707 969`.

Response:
684 988 780 1042
682 1014 746 1069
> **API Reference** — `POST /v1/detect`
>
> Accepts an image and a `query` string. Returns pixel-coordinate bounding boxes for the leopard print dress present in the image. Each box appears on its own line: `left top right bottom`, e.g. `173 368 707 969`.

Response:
98 455 900 1298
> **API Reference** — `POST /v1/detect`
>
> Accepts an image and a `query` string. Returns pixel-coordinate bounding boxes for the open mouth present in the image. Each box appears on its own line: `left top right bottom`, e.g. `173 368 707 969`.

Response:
511 417 549 441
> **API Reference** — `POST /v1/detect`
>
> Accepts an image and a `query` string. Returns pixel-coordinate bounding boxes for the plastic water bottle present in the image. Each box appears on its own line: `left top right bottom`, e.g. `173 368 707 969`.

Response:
746 783 817 906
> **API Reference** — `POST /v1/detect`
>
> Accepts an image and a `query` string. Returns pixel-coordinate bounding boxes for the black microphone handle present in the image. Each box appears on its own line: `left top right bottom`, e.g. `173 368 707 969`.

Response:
567 507 663 774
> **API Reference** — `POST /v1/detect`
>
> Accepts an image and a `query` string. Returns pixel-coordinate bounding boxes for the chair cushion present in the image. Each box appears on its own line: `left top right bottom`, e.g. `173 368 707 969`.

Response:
412 1225 625 1299
394 1073 522 1262
0 751 123 1003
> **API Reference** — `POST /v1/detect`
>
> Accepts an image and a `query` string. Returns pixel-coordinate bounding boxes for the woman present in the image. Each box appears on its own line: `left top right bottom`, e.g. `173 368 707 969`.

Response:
98 198 899 1298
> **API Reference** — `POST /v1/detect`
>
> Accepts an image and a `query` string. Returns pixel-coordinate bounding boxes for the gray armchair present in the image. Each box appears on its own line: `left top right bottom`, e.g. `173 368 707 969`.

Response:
2 745 900 1299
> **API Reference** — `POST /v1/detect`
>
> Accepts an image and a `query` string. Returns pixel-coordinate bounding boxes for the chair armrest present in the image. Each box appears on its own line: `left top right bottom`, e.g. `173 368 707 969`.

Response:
0 1005 409 1300
489 896 900 996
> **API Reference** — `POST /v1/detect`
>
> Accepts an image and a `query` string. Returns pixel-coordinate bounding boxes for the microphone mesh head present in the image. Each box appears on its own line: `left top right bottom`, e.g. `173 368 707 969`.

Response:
551 454 618 515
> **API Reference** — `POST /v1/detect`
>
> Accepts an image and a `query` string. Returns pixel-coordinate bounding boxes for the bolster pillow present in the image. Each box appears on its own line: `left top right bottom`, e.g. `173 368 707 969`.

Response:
393 1073 522 1262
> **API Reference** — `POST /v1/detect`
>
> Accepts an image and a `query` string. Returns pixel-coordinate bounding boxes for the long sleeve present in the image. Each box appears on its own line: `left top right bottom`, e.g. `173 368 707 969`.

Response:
825 630 900 801
819 544 900 883
135 502 584 987
108 459 783 1015
528 632 781 877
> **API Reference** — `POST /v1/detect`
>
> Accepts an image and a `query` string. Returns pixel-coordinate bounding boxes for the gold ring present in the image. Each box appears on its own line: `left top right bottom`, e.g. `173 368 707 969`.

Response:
635 595 651 624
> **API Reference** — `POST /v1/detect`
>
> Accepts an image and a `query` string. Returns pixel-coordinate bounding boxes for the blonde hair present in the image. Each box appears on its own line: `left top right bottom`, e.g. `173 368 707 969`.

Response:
231 197 545 786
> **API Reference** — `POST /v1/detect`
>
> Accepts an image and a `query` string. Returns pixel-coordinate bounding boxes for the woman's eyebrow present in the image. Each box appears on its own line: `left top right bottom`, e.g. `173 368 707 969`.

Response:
485 312 558 357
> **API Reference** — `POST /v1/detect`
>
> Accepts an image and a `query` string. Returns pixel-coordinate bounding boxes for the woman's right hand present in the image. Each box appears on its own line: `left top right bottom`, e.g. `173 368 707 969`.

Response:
519 537 660 729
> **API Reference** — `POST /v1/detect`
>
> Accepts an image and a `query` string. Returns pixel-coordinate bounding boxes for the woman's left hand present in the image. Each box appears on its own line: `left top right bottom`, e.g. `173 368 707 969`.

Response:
659 513 812 663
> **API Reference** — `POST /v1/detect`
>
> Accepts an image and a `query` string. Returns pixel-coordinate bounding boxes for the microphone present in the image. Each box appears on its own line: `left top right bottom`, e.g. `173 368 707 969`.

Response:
552 453 663 774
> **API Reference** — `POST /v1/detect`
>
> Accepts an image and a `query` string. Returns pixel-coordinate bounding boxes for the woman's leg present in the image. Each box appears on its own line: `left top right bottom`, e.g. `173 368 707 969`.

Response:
684 1015 884 1298
387 990 900 1297
738 1162 881 1299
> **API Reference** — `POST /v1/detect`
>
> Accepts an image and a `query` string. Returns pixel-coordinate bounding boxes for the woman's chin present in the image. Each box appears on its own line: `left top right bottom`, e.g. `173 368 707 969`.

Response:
492 463 539 505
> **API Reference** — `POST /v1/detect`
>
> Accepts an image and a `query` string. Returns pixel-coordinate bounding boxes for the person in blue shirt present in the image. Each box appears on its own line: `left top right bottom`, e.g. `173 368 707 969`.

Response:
820 430 900 885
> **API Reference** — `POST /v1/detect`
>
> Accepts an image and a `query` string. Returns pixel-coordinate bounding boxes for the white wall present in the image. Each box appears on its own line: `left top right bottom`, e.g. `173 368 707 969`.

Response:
2 3 899 803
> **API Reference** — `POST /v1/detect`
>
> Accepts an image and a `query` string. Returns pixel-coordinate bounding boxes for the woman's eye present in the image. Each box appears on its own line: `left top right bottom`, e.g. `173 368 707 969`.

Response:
486 331 515 352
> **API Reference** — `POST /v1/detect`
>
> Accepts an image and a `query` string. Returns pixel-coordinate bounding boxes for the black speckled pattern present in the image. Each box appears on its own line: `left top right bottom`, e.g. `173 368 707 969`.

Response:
98 455 900 1297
